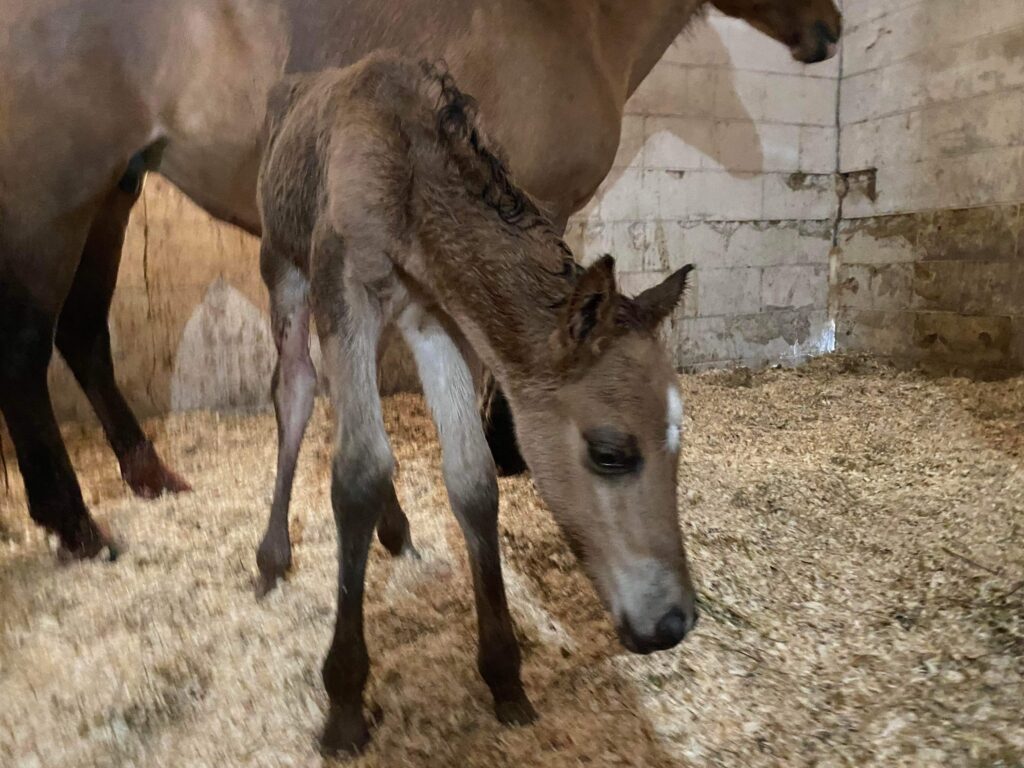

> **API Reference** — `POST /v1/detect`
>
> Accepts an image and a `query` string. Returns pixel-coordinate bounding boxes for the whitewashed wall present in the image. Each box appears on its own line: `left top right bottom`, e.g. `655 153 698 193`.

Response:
833 0 1024 370
566 9 841 370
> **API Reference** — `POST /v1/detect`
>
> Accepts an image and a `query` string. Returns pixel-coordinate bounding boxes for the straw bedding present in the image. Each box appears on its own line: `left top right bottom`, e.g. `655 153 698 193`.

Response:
1 355 1021 767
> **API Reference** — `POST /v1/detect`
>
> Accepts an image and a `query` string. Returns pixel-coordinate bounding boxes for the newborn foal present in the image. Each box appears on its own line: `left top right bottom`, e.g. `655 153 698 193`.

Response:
257 52 698 755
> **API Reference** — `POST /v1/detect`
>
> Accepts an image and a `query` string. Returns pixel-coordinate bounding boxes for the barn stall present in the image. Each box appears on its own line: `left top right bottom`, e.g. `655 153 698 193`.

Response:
2 1 1022 766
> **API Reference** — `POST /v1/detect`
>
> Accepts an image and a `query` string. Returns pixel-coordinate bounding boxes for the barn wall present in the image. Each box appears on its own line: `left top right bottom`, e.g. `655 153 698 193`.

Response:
565 9 841 370
47 13 841 423
48 177 271 423
832 0 1024 372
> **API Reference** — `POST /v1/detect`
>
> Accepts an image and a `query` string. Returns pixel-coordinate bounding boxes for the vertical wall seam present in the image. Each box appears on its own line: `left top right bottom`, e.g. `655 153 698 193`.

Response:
831 11 846 249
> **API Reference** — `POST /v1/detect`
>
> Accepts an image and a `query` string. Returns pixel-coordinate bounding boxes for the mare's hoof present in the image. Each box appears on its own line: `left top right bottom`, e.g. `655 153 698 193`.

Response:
121 441 192 499
320 704 375 757
495 692 538 726
58 519 121 563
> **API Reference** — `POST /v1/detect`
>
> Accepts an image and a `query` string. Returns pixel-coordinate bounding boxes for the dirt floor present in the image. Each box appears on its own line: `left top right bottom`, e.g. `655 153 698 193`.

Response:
1 355 1022 768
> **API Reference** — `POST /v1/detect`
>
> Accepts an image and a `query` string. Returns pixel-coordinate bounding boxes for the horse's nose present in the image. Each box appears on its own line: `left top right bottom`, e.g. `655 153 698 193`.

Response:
816 18 840 44
793 20 841 63
655 605 697 648
619 604 698 654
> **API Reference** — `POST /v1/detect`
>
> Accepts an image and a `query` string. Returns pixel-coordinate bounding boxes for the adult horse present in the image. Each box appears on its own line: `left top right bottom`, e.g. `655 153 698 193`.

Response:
0 0 840 559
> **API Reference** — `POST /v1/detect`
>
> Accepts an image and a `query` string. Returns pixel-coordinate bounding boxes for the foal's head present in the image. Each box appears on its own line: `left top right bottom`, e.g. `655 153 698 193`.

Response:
513 256 698 654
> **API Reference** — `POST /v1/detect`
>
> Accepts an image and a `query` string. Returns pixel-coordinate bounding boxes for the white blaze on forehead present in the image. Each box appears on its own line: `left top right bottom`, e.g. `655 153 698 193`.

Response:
666 385 683 452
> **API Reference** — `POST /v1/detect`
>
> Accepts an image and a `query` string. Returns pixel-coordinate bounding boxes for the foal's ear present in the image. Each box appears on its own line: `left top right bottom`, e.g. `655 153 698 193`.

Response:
634 264 694 328
560 254 619 349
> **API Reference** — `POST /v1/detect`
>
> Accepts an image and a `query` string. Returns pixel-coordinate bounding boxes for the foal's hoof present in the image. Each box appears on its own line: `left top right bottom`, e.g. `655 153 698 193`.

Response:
255 539 292 599
320 704 374 757
495 691 539 726
255 573 282 599
58 519 121 563
398 541 421 560
376 521 418 559
121 441 193 499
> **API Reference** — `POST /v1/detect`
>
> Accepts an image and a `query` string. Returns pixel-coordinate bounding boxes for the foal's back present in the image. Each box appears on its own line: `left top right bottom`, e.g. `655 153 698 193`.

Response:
257 54 436 276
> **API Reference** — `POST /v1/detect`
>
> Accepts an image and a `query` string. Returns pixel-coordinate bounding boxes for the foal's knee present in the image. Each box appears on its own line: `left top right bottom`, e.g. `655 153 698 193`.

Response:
447 455 499 527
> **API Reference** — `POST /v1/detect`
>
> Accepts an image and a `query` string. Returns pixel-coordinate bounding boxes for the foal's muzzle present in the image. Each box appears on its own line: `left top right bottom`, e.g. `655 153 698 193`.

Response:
618 604 699 655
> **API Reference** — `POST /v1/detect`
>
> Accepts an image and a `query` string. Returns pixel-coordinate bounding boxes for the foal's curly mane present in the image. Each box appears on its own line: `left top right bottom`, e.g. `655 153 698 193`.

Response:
420 60 554 232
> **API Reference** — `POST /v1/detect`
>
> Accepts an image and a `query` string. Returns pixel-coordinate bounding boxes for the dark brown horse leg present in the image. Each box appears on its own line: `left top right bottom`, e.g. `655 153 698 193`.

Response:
0 277 116 559
256 258 316 596
480 371 528 476
54 175 191 498
315 286 397 756
399 306 536 725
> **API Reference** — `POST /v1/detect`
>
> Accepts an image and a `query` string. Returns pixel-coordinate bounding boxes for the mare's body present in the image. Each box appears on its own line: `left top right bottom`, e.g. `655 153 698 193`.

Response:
0 0 840 558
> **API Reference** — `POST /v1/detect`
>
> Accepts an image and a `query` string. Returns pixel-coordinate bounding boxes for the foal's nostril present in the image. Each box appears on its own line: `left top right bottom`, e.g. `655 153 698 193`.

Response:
655 607 690 647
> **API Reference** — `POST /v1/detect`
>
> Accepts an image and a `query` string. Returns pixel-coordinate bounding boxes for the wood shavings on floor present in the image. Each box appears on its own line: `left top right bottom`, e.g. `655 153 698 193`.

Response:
1 355 1022 767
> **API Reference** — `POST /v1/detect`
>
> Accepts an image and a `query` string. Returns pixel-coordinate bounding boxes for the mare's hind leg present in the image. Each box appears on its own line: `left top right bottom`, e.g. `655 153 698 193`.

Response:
398 304 536 726
480 372 528 476
54 173 191 499
255 246 317 596
0 229 117 559
315 277 400 756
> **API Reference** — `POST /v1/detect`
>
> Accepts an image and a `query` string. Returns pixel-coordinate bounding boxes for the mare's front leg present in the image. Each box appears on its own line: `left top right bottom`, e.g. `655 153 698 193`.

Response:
255 248 317 596
315 279 401 756
398 305 537 725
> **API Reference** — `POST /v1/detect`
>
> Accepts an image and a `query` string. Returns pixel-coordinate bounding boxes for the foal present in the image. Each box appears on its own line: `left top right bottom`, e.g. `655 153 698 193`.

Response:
257 52 698 755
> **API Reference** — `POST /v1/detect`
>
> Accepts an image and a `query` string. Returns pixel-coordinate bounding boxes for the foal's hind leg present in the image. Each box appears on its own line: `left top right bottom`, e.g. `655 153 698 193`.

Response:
55 174 191 499
398 304 536 726
315 281 400 756
255 248 317 596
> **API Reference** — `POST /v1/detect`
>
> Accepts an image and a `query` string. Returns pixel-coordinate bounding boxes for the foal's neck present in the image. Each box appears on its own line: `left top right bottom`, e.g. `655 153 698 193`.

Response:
414 217 573 388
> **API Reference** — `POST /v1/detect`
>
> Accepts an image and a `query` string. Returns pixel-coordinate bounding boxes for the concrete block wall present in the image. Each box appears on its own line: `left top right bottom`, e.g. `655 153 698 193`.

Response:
565 9 840 370
833 0 1024 371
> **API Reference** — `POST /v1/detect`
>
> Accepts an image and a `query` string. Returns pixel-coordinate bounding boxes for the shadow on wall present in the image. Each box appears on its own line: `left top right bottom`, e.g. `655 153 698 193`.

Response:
577 20 765 224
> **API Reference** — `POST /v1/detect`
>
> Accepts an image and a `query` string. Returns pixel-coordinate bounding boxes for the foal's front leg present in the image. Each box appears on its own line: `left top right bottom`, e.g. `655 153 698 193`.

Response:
398 305 537 725
317 287 401 756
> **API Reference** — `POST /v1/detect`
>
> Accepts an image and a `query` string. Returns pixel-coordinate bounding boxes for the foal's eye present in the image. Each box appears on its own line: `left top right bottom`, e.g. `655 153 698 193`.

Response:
583 429 642 476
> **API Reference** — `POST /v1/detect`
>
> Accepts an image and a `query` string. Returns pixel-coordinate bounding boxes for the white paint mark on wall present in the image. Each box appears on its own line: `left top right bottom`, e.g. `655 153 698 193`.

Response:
171 279 277 412
789 317 836 360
